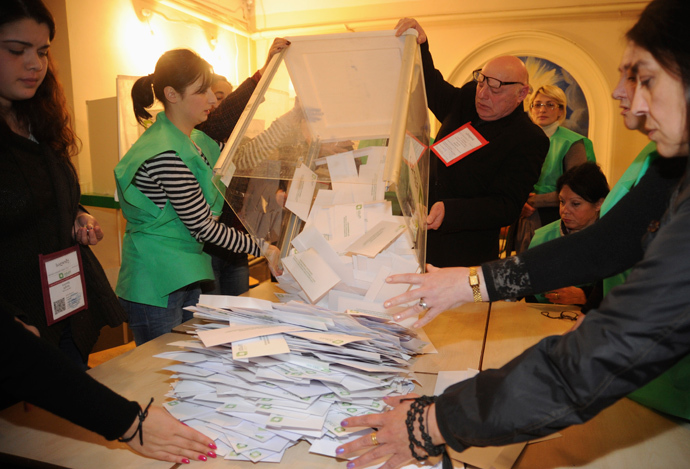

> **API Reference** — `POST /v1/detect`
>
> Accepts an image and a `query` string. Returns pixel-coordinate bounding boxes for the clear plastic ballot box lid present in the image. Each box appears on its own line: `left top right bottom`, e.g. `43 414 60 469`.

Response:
212 29 430 306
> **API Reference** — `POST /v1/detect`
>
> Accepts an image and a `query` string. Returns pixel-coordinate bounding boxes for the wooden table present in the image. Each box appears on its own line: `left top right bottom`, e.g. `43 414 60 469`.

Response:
2 293 690 468
483 301 690 469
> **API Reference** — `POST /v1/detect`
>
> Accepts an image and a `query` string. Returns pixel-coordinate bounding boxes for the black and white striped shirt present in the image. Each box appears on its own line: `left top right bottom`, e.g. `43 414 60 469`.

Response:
133 150 261 257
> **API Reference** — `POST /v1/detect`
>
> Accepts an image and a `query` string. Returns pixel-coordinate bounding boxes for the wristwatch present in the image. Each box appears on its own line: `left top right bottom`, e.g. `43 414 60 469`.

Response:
468 267 483 303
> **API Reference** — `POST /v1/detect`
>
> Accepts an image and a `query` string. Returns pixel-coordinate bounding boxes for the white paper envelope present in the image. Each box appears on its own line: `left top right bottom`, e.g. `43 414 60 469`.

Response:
232 334 291 360
282 248 341 303
198 324 305 348
198 294 274 312
346 221 406 258
286 163 318 221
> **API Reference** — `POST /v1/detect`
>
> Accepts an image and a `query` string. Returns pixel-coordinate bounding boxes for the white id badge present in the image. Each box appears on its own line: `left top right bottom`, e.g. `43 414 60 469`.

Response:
431 122 488 166
39 245 88 325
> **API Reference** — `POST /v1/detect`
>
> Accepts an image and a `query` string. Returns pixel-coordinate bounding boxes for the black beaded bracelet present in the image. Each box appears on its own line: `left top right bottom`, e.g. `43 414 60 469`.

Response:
401 396 451 469
118 397 154 446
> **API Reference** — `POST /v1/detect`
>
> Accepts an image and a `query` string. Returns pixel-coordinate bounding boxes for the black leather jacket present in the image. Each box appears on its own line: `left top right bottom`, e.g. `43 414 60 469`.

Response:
435 156 689 451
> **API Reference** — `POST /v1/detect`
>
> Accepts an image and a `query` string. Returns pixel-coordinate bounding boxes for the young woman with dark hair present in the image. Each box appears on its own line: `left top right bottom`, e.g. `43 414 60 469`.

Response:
0 0 126 369
115 48 281 346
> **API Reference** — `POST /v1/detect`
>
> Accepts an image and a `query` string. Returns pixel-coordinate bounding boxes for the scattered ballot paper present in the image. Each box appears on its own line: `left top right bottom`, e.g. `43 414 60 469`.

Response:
346 221 406 258
282 248 341 303
286 163 318 221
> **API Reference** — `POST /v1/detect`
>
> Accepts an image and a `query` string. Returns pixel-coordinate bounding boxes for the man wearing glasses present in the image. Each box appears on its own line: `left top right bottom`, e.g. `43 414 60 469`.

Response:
395 18 549 268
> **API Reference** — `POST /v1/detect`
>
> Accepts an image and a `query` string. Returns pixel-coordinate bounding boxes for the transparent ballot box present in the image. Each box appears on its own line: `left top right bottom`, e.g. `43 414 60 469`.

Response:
212 29 429 310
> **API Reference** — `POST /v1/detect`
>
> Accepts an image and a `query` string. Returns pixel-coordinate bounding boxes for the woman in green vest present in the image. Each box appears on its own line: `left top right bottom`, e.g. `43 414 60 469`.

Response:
528 162 609 305
114 49 280 346
513 85 597 253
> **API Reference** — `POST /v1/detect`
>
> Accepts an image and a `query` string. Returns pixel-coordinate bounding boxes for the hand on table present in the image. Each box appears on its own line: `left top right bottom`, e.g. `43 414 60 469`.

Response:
336 394 443 469
73 211 104 246
384 264 473 328
124 406 217 464
544 287 586 305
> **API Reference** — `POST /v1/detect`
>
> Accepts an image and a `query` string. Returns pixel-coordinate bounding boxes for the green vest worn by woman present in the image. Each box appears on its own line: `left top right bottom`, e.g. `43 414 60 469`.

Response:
533 126 596 195
599 141 690 420
114 112 223 307
600 141 658 296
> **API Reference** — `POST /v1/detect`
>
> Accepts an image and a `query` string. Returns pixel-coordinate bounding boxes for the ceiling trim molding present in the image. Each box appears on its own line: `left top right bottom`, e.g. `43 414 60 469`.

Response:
250 2 647 38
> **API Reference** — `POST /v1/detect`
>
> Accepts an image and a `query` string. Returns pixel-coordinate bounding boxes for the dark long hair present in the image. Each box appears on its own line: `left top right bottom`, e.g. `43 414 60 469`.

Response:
131 49 214 126
0 0 79 159
556 162 610 204
627 0 690 142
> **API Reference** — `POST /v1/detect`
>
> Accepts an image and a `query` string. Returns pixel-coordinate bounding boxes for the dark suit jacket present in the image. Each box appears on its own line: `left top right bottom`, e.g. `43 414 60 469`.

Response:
421 41 549 267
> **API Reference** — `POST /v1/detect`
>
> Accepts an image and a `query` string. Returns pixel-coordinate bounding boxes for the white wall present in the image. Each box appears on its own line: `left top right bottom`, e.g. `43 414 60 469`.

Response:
61 0 252 193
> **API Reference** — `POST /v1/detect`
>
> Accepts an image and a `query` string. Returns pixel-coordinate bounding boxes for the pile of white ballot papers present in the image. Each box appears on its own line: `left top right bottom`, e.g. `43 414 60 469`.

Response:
155 295 431 465
278 145 423 312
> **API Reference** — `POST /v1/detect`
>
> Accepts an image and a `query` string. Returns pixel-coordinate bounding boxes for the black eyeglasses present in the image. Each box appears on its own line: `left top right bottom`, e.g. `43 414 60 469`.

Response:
472 69 524 90
541 310 579 321
530 102 563 110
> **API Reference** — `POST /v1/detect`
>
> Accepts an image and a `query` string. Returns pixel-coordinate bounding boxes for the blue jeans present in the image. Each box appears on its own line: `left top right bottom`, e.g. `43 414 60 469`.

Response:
121 283 201 346
208 254 250 296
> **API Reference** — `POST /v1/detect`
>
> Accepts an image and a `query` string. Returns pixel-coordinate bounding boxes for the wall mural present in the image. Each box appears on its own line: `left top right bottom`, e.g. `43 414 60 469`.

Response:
519 56 590 137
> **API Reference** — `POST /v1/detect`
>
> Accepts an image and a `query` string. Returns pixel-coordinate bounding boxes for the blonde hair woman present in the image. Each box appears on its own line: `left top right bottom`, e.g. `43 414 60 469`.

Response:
513 84 597 253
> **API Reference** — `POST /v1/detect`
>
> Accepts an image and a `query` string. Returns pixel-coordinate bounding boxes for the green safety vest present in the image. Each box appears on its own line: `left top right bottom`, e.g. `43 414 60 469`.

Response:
114 112 223 307
600 141 658 296
533 126 596 195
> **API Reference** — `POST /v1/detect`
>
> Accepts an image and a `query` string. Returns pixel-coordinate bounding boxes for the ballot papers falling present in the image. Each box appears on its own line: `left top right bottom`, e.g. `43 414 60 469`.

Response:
156 299 428 464
278 146 422 314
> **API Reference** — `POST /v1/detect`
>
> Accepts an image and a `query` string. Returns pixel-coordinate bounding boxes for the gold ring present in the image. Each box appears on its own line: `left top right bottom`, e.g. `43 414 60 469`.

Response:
370 432 379 446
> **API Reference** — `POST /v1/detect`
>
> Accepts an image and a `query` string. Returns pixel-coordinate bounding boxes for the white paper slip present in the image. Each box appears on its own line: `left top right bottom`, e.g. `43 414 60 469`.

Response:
292 226 355 285
346 221 406 258
163 399 215 420
331 203 366 241
198 294 274 312
198 324 306 348
282 248 341 304
285 163 318 221
232 334 291 360
286 330 370 347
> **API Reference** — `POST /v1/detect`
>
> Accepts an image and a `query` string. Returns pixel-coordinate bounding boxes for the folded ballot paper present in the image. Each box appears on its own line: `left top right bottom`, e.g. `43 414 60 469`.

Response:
155 298 433 465
278 146 422 311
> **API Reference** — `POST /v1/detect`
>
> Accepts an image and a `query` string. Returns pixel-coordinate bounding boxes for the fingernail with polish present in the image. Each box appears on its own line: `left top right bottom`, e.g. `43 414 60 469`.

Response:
393 314 401 320
199 455 207 461
347 462 356 469
209 443 217 449
336 447 344 455
208 451 217 458
341 420 348 427
182 458 190 464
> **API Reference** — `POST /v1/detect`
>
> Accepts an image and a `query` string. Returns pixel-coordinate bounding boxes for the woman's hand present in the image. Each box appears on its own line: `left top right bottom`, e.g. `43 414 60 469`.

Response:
384 265 474 328
336 394 444 469
258 38 291 77
73 211 104 246
265 244 283 277
124 406 216 464
544 287 586 305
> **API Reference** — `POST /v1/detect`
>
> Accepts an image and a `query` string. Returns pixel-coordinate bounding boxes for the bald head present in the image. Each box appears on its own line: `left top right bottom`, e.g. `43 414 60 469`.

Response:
474 56 530 121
